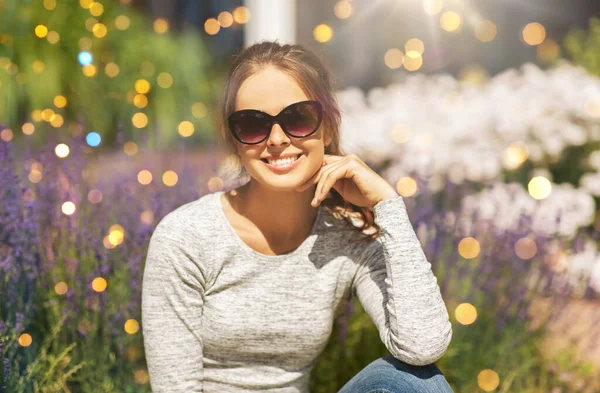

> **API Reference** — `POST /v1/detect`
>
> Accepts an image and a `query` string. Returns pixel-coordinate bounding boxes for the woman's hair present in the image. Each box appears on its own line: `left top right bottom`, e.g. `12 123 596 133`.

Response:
215 40 380 241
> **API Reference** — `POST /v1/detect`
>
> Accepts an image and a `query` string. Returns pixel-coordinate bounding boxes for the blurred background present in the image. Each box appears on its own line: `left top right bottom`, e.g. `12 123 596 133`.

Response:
2 0 600 392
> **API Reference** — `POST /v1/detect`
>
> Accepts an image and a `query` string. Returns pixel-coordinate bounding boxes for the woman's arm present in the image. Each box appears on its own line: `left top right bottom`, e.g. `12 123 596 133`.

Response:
141 217 207 392
351 195 453 366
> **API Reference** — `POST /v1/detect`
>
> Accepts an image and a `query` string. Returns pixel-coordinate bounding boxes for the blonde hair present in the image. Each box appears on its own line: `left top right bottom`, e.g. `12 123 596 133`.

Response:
215 40 380 241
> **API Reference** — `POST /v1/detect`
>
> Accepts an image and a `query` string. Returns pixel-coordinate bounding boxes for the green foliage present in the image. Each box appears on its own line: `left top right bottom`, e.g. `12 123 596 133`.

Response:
309 298 599 393
2 313 85 393
563 17 600 77
0 0 221 148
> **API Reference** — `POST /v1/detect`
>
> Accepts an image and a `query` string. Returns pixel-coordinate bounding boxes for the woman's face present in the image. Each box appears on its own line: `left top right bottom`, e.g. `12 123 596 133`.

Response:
233 66 331 191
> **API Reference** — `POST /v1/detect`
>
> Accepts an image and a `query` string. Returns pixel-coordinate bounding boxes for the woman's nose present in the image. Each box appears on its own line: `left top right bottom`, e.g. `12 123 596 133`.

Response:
266 122 290 146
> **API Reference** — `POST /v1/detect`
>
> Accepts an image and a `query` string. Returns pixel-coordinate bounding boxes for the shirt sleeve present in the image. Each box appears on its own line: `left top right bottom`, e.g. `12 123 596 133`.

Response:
141 217 207 392
351 195 453 366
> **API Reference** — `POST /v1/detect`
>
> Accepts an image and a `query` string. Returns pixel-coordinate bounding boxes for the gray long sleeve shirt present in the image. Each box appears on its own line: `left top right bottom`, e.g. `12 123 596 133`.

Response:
141 190 452 392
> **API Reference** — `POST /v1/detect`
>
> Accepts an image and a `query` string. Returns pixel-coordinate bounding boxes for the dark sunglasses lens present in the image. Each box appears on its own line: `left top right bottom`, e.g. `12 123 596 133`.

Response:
279 102 320 137
231 112 271 143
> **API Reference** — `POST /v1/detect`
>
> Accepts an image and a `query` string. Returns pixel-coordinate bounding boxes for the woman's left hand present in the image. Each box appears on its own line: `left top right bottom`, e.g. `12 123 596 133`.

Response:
296 154 400 208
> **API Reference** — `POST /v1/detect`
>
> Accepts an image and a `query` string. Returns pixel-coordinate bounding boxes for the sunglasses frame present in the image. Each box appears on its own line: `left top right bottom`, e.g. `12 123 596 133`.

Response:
228 100 323 145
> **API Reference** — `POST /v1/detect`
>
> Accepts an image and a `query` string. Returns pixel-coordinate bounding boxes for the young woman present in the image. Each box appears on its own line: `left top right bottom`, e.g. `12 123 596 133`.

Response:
141 41 454 393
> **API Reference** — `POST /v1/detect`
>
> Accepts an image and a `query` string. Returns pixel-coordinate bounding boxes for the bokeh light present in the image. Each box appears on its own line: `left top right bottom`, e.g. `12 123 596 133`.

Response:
440 11 462 32
458 237 480 259
55 281 68 295
313 24 333 43
55 143 70 158
454 303 477 325
162 170 178 187
137 169 153 185
61 201 76 215
92 277 107 292
86 132 101 147
528 176 552 199
78 51 92 66
124 319 140 334
18 333 33 347
522 22 546 46
178 121 194 137
396 177 417 197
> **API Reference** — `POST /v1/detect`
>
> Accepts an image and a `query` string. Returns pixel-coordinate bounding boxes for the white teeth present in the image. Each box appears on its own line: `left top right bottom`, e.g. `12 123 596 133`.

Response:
267 155 300 165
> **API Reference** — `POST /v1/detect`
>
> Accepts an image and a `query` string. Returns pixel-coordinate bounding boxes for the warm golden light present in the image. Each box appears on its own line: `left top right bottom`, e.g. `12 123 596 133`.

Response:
43 0 56 10
133 94 148 108
204 18 220 35
134 79 151 94
384 49 404 69
115 15 131 30
396 177 417 197
22 123 35 135
0 128 14 142
82 64 97 77
157 72 173 88
585 97 600 118
207 177 225 193
55 143 70 158
178 121 195 137
458 237 480 259
515 236 537 259
140 210 154 225
423 0 443 15
132 112 148 128
162 170 179 187
46 31 60 44
522 22 546 46
35 25 48 38
61 201 76 215
455 303 477 325
405 38 424 57
105 62 120 77
403 54 423 71
32 60 45 73
232 6 251 24
477 369 500 391
28 169 42 183
474 20 497 42
89 2 104 16
313 24 333 43
92 277 107 292
537 38 559 63
218 12 234 28
440 11 462 32
19 333 33 347
528 176 551 199
54 95 67 108
334 0 352 19
137 169 153 185
502 141 529 170
50 114 64 128
108 224 125 246
55 281 68 295
153 18 169 34
123 141 138 156
192 102 207 119
92 23 107 38
124 319 140 334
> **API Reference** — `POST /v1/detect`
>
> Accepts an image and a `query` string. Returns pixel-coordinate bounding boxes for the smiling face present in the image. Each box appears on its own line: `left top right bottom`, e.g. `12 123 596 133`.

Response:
233 66 331 191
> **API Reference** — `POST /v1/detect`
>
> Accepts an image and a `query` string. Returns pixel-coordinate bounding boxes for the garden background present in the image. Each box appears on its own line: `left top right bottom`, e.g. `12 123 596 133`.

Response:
2 0 600 392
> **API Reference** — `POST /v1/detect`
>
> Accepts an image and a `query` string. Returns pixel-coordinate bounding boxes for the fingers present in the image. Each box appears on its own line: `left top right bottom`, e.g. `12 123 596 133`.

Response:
312 159 348 206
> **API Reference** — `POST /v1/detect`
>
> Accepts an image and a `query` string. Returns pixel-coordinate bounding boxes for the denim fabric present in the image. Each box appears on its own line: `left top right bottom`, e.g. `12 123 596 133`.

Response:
337 354 454 393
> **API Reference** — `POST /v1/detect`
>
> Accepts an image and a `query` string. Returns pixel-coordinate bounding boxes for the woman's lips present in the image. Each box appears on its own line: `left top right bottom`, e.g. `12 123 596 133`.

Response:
261 154 304 173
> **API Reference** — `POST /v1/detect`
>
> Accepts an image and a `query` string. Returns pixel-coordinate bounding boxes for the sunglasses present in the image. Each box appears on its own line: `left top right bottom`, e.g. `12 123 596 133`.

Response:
228 100 323 145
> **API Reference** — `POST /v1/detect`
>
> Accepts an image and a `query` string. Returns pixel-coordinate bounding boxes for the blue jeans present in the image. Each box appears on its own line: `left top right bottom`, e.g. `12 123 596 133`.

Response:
337 354 454 393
